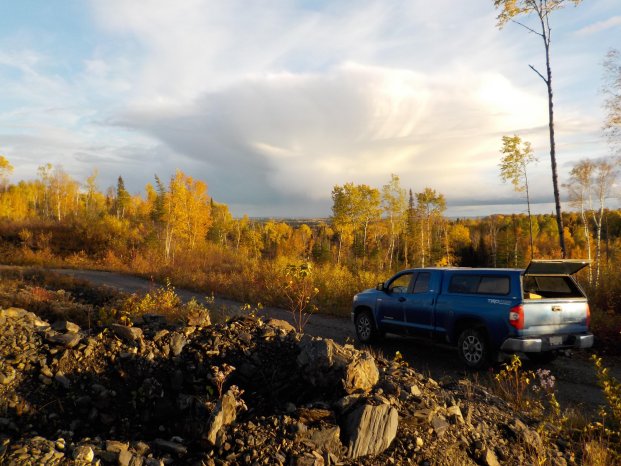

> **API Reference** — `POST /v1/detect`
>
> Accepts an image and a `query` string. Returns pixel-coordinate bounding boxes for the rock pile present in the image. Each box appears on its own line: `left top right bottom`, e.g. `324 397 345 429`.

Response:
0 307 576 465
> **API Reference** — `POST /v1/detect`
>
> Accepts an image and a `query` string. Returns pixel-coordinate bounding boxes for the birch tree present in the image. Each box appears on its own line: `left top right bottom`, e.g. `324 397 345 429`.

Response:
590 159 618 285
382 174 407 270
416 188 446 267
499 135 538 259
493 0 583 258
565 160 593 283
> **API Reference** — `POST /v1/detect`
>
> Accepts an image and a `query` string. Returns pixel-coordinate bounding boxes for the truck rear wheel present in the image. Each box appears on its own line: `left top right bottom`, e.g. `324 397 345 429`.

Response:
354 310 381 344
457 328 490 369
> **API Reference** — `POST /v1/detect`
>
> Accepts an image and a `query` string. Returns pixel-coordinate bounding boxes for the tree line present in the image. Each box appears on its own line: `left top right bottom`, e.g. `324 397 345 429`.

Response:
1 157 620 274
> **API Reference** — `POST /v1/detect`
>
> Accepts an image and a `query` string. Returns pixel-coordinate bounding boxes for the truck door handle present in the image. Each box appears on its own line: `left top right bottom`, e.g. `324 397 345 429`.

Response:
398 297 406 302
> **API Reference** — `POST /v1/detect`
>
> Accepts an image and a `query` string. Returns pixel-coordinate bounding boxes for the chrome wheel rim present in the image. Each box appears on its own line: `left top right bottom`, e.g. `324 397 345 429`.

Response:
462 335 483 364
357 315 372 340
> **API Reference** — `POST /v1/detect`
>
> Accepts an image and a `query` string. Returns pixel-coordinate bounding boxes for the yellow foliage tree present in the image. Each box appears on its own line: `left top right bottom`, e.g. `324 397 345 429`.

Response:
163 170 212 262
0 155 13 191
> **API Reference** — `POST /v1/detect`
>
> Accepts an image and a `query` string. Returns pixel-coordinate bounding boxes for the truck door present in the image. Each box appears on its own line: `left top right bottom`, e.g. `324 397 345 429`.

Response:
377 271 414 326
404 271 437 334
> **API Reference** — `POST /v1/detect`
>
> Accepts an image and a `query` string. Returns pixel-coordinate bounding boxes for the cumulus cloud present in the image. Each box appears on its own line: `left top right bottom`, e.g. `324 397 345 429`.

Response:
83 0 562 215
0 0 613 216
575 16 621 37
113 62 551 215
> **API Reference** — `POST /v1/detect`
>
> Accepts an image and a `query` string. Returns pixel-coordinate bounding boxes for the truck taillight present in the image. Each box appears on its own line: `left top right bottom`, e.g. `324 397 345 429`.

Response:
509 304 524 330
586 304 591 328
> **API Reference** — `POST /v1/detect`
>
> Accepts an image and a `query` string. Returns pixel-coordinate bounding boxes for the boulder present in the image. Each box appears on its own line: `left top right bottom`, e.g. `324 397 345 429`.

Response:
343 403 398 459
186 308 211 327
343 352 379 394
169 332 187 357
51 320 80 333
46 331 81 348
72 445 94 462
111 324 143 344
297 337 378 393
482 448 501 466
205 389 238 445
266 318 295 334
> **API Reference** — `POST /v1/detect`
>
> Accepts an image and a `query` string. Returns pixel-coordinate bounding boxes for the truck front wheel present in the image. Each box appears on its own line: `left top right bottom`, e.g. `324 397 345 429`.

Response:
457 328 490 369
354 310 382 344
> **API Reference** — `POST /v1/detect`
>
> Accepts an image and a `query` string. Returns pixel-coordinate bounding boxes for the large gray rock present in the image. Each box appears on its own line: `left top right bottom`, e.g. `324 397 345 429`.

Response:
52 320 80 333
343 403 398 459
266 318 295 334
169 332 187 357
343 352 379 395
186 308 211 327
46 331 81 348
205 389 238 445
111 324 143 344
72 445 94 462
482 448 501 466
297 337 378 393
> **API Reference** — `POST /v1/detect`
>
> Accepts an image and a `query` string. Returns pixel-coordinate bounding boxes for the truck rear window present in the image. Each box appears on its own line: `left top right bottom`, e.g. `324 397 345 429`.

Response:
448 274 510 296
523 276 584 299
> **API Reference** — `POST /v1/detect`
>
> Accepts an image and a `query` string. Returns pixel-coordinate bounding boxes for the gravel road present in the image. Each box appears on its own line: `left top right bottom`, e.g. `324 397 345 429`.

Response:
51 268 620 415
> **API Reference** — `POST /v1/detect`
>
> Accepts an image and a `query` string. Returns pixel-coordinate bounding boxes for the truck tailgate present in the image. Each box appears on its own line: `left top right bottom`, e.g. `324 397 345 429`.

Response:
521 299 589 336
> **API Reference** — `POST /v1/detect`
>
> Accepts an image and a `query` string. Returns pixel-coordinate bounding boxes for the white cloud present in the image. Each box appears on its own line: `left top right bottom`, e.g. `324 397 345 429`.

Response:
575 16 621 36
113 62 551 215
0 0 613 216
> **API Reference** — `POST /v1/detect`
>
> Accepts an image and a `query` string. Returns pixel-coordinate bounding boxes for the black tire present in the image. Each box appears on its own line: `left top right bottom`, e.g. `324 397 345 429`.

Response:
354 310 381 344
457 328 490 370
526 351 558 364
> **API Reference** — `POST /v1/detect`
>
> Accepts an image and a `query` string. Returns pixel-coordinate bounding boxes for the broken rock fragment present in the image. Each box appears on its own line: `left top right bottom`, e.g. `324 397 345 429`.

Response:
343 403 398 459
205 389 239 445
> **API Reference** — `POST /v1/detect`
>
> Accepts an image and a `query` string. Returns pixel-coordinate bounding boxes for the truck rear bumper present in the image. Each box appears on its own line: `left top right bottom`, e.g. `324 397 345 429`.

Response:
500 333 594 352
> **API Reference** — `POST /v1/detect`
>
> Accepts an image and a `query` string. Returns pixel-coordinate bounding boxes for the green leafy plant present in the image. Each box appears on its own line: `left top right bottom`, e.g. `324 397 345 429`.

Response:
493 354 537 413
586 355 621 462
492 355 565 424
592 355 621 427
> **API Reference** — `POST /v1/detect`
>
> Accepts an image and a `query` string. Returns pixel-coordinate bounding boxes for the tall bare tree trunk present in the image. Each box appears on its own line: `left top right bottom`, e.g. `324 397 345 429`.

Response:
537 9 566 257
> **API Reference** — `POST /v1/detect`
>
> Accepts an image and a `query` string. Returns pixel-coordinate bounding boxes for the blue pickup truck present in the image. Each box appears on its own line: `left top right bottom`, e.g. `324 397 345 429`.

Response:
352 260 593 368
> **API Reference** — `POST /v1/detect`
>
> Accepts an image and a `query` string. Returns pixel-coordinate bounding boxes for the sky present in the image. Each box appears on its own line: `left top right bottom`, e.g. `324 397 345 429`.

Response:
0 0 620 218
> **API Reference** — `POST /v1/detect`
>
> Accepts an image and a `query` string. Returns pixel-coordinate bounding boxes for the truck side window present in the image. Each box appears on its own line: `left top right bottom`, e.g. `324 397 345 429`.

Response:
448 275 479 294
412 272 431 293
449 274 510 295
388 273 412 293
478 276 510 295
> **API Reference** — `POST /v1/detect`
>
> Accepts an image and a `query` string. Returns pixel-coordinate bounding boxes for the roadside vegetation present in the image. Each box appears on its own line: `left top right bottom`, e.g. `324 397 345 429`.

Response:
0 161 620 352
0 267 226 329
483 353 621 464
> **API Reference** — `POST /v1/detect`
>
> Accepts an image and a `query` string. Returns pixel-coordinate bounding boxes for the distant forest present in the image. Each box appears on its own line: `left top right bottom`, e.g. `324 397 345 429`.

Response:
0 159 620 318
